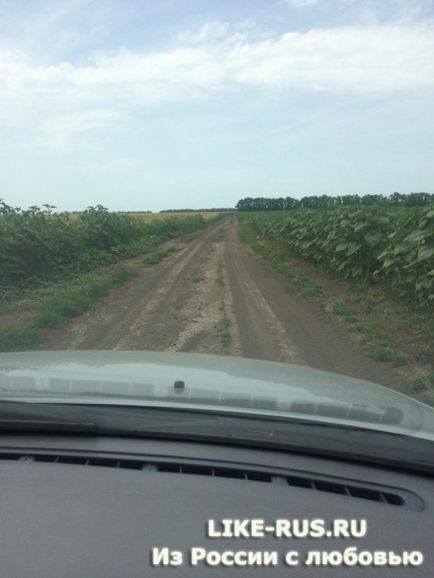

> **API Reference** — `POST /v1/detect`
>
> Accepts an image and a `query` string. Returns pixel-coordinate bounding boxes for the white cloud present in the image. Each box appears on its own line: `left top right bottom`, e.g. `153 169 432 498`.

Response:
1 21 434 149
178 21 250 44
36 110 125 151
288 0 321 7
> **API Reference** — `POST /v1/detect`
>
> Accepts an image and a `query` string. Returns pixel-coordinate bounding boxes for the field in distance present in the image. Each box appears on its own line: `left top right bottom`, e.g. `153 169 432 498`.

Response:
118 211 226 221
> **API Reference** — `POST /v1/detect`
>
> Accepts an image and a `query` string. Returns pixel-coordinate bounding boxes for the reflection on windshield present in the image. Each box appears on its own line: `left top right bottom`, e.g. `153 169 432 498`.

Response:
1 352 433 440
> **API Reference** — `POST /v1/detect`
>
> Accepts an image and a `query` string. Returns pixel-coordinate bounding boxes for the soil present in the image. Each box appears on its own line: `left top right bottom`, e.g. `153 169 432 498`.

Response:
36 218 413 388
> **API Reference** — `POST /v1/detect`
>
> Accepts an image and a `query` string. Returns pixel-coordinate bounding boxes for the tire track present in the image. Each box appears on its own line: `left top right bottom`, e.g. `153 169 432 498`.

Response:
37 216 408 388
224 220 304 364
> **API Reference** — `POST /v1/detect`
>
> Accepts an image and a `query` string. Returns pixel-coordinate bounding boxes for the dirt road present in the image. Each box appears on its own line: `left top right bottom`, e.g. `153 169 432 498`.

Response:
38 218 405 387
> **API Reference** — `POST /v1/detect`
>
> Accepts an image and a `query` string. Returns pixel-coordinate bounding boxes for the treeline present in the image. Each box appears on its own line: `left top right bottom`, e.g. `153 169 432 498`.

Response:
236 192 434 211
0 202 206 289
159 208 233 213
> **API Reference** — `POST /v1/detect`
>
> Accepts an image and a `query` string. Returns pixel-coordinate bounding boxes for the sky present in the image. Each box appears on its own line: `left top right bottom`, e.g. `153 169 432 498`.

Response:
0 0 433 211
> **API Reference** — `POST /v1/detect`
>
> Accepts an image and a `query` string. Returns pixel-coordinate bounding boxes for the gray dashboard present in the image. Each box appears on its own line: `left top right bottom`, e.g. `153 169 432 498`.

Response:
0 435 432 577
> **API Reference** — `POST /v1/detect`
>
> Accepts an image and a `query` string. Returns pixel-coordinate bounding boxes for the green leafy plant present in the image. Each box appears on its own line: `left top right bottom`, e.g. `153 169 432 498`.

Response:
0 201 206 290
241 205 433 309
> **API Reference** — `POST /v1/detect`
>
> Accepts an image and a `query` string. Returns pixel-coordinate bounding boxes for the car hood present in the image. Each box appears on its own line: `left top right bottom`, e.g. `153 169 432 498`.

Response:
0 350 433 438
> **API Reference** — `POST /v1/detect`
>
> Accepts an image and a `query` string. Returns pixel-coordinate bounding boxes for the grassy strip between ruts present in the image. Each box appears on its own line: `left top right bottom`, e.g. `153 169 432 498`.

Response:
240 219 434 406
217 302 232 349
142 246 181 267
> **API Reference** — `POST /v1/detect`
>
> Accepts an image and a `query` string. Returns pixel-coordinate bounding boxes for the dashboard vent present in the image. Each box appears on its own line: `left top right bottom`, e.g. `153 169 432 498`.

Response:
0 451 423 511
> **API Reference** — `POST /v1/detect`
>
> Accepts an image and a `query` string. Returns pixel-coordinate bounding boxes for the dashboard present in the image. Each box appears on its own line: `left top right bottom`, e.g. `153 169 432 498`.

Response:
0 434 432 577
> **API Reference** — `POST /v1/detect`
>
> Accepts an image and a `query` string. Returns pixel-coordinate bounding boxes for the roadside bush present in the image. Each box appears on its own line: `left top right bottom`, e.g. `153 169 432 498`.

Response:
0 201 206 289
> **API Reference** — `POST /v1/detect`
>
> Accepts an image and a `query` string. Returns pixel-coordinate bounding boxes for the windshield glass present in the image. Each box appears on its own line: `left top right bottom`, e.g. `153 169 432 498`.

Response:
0 1 433 464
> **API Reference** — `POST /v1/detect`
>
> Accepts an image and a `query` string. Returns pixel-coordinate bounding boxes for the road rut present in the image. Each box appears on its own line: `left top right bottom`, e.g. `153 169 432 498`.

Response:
38 218 406 387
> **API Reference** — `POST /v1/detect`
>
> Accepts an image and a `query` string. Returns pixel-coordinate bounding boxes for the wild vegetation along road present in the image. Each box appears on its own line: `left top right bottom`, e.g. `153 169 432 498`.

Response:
39 217 405 388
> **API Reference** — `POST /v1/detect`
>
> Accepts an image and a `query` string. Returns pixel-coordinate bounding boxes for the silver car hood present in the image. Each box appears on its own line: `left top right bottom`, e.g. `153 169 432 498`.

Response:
0 350 433 438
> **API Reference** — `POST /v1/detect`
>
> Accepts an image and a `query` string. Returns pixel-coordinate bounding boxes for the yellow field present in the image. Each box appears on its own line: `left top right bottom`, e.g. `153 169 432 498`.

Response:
65 211 222 221
120 212 221 221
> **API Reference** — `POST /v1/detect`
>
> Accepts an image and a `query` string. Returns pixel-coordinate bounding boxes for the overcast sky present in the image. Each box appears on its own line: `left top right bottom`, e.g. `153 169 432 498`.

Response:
1 0 433 211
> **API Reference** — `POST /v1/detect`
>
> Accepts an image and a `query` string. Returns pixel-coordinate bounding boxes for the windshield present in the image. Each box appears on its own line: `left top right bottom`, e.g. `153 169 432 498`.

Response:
0 1 433 466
